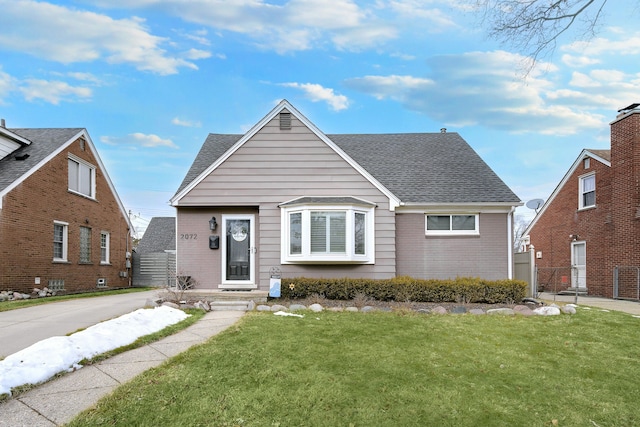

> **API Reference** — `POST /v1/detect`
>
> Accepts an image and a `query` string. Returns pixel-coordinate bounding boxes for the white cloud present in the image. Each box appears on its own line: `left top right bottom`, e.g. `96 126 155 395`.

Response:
563 33 640 56
172 117 202 127
19 79 92 104
561 54 600 68
101 133 179 149
385 0 458 31
75 0 400 53
66 72 104 85
0 0 202 75
0 67 14 104
345 50 607 135
280 82 349 111
183 48 212 60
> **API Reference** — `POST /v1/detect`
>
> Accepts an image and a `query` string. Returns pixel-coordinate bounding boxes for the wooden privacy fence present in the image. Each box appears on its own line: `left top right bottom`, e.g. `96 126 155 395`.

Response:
514 248 536 297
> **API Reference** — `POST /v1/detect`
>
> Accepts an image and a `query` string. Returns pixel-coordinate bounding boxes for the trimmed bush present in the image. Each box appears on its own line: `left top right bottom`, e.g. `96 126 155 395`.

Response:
280 276 526 304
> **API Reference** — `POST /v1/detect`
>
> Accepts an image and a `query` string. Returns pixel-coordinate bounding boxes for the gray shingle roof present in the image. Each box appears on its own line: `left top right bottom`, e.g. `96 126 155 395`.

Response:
175 134 241 195
175 132 520 205
136 217 176 254
0 128 83 192
329 133 520 204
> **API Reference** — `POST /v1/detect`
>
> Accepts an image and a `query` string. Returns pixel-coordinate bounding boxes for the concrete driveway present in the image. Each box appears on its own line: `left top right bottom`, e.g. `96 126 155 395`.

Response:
0 289 161 358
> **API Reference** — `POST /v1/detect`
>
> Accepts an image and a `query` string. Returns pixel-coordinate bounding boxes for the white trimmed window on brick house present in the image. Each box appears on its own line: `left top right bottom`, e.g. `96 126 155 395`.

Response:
53 221 68 262
579 173 596 209
68 154 96 199
100 231 110 264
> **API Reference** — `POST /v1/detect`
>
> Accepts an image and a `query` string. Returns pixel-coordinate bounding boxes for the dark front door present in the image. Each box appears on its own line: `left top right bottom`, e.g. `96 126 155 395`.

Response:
226 218 251 281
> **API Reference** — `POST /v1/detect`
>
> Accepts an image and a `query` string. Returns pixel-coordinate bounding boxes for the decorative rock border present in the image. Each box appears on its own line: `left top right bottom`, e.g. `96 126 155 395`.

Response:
251 302 577 316
154 297 577 316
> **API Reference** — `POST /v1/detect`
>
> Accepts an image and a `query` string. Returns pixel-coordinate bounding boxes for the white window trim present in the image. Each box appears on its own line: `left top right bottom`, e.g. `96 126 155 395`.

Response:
100 231 110 265
68 154 96 199
281 204 375 264
425 214 480 236
578 172 596 210
53 221 68 262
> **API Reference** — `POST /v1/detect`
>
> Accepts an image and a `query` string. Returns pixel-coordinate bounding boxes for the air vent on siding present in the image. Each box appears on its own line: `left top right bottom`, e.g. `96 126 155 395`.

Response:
279 112 291 130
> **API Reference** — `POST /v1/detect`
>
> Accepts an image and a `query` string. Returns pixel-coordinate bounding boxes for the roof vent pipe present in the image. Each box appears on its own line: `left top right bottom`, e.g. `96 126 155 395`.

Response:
440 128 446 133
1 118 5 128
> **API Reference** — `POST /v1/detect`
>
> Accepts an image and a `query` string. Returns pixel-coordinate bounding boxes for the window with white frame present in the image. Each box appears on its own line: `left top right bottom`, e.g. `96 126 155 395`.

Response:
281 199 375 263
425 214 479 235
68 155 96 198
100 231 110 264
53 221 68 262
80 226 92 263
579 173 595 209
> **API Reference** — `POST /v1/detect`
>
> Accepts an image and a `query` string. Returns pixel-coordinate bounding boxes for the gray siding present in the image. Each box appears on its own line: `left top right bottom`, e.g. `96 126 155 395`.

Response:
177 115 396 289
396 213 509 280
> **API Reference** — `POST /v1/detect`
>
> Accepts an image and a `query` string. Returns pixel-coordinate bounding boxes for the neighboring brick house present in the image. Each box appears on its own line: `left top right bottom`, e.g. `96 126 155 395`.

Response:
524 103 640 298
0 123 134 294
170 100 522 291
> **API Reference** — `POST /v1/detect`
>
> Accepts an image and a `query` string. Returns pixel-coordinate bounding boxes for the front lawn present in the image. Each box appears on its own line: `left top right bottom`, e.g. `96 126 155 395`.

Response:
69 309 640 426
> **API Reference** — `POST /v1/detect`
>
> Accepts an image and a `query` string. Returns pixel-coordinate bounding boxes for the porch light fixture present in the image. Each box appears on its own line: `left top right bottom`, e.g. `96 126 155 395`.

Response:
209 216 217 231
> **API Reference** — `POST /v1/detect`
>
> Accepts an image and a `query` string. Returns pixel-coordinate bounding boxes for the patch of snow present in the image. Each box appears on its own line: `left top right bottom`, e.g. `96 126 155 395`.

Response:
533 306 561 316
0 306 188 396
273 311 304 318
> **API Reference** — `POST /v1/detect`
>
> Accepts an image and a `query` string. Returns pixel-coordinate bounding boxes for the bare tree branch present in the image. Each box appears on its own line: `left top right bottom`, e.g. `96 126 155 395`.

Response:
471 0 610 73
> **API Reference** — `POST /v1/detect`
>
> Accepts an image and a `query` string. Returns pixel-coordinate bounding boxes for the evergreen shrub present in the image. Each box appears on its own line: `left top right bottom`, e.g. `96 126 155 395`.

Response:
280 276 526 304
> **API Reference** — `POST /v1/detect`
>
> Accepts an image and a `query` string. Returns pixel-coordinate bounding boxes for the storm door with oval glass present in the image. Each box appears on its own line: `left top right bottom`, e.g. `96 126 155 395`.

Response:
221 215 256 289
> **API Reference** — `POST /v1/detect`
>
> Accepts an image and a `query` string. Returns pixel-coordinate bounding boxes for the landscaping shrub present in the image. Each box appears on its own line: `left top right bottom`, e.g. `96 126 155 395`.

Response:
280 276 526 304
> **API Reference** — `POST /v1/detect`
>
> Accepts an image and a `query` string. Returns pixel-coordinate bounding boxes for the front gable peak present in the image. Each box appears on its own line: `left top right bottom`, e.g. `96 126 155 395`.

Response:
171 100 400 209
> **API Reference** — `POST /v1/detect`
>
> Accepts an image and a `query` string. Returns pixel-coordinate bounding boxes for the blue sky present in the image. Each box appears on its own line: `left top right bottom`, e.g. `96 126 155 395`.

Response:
0 0 637 236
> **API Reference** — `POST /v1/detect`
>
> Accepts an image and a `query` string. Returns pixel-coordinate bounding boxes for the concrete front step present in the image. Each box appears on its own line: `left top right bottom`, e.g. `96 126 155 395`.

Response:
209 300 255 311
557 288 588 296
181 289 269 304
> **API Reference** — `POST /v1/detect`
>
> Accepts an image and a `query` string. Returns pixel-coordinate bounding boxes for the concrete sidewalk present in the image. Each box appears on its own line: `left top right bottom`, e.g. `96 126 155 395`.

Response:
0 310 244 427
539 292 640 315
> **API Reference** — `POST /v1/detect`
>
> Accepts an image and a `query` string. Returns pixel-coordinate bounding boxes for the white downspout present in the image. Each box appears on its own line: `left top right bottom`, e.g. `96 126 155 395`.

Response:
507 207 514 279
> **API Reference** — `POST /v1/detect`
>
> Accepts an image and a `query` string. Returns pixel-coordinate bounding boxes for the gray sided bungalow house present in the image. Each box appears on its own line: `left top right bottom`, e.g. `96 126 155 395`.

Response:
170 100 522 291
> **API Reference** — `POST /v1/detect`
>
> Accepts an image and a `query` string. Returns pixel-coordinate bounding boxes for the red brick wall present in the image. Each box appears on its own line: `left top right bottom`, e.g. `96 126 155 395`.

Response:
0 136 132 293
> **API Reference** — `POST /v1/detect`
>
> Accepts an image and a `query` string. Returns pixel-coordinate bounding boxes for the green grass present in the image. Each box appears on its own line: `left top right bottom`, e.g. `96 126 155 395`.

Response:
68 308 640 427
0 287 154 312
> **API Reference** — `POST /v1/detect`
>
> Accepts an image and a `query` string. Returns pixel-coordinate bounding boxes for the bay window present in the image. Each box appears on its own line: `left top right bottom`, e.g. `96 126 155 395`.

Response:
281 197 375 263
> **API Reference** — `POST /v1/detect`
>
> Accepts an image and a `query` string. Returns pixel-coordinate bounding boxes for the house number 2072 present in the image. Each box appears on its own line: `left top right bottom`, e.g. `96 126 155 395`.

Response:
181 234 197 240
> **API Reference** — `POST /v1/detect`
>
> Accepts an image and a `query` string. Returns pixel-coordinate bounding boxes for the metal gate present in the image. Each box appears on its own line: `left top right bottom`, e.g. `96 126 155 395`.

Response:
535 266 573 295
613 266 640 301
